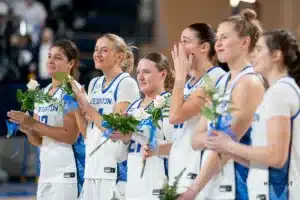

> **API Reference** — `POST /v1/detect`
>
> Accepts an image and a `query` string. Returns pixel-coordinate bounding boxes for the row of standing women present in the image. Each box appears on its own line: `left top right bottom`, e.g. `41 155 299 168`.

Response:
7 8 300 200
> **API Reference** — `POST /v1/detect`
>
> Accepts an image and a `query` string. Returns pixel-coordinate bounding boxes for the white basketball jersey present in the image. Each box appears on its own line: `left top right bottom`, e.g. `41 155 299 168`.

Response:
248 77 300 200
84 72 139 179
168 67 225 192
125 92 173 200
201 66 260 199
35 82 83 183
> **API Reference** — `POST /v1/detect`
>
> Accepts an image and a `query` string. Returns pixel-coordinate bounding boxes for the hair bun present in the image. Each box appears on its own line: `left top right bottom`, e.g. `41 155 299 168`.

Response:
240 9 257 21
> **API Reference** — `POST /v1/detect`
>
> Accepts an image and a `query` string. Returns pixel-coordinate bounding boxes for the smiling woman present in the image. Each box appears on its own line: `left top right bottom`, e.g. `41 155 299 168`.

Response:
7 40 86 200
73 33 140 200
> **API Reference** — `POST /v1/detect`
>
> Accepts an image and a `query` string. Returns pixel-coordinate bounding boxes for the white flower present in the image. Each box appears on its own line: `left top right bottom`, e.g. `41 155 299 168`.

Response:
133 108 151 121
26 79 39 90
154 95 165 108
212 93 221 101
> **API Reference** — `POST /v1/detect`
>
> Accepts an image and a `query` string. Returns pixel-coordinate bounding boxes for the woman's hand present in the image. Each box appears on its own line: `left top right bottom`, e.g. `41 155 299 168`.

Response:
204 130 234 154
70 81 89 111
177 188 198 200
110 131 132 144
171 43 193 80
7 110 36 128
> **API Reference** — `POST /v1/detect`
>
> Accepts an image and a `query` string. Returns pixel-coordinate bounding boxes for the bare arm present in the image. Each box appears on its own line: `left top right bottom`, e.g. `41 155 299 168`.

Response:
18 114 42 147
191 116 208 150
32 111 80 144
75 109 88 138
190 75 265 193
226 116 290 169
169 86 207 124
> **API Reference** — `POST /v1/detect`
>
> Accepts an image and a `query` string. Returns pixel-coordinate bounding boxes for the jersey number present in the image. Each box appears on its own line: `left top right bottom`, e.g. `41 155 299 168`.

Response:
174 123 184 129
129 141 142 153
91 108 104 129
39 115 48 125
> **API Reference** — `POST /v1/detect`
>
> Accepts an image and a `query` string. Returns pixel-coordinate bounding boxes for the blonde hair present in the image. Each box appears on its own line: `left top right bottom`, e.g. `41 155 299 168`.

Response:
100 33 137 73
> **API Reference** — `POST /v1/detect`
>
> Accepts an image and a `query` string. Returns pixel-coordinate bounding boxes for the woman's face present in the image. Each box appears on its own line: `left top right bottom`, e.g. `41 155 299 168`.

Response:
136 58 165 95
93 37 121 71
47 46 73 77
252 36 273 76
215 22 246 63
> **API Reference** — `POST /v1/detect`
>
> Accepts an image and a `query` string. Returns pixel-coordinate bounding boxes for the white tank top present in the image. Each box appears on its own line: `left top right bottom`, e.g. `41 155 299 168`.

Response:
247 76 300 200
125 92 172 199
84 72 138 179
169 67 225 191
201 66 261 199
35 83 81 183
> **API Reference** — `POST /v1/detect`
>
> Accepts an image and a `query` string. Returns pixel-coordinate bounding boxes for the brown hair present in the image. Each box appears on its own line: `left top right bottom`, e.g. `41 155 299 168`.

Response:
52 39 80 80
188 23 216 61
142 52 175 92
222 9 263 52
264 29 300 87
100 33 137 73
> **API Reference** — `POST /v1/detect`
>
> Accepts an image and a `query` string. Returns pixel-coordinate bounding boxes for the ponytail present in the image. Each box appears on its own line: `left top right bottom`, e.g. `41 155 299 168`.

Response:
121 45 136 73
289 48 300 87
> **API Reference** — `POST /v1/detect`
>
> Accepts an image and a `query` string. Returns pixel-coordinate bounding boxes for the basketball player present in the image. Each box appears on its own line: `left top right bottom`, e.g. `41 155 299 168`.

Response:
109 52 175 200
8 40 84 200
204 29 300 200
179 9 265 200
72 33 140 200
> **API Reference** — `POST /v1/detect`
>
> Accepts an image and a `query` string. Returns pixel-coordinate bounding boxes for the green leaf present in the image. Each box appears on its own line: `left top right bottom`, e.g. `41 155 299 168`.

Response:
16 89 23 103
201 107 215 121
54 72 69 81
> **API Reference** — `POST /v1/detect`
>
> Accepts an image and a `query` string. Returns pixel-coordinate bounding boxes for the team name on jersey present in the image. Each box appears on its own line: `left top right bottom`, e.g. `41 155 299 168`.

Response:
38 105 59 112
90 97 112 105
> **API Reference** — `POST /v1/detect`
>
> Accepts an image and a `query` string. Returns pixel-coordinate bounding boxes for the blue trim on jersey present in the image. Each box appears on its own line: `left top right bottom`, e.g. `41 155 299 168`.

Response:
268 78 300 199
114 75 131 101
126 99 141 112
117 160 128 182
91 77 101 93
72 133 86 197
102 72 124 93
235 128 251 200
164 158 168 177
215 74 225 87
186 66 220 90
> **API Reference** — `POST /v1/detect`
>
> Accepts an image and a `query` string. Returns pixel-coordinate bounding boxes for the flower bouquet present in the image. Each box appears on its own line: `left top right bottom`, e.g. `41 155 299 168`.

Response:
6 79 58 138
53 72 79 115
139 93 171 178
89 112 141 156
200 75 236 174
159 168 186 200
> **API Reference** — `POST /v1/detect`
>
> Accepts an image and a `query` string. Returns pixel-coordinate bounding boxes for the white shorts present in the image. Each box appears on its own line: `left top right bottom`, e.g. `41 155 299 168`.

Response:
37 182 78 200
78 179 126 200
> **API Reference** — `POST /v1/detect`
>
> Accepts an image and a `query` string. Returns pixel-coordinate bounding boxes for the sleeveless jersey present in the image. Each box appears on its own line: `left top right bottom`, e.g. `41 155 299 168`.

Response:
84 72 140 179
35 82 85 185
201 66 261 200
125 92 173 200
168 67 225 192
247 76 300 200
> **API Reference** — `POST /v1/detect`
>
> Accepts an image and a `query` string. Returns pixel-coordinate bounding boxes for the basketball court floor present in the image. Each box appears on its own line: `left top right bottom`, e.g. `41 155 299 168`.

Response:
0 183 36 200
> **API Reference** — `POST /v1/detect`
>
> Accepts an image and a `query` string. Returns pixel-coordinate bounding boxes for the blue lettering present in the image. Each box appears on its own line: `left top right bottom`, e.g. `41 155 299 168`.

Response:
91 98 112 105
38 105 58 112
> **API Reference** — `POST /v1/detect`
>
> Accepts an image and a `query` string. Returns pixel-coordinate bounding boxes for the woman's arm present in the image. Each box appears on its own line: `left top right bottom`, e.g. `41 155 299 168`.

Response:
190 75 265 194
19 114 43 147
8 111 80 144
31 111 80 144
191 116 208 150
